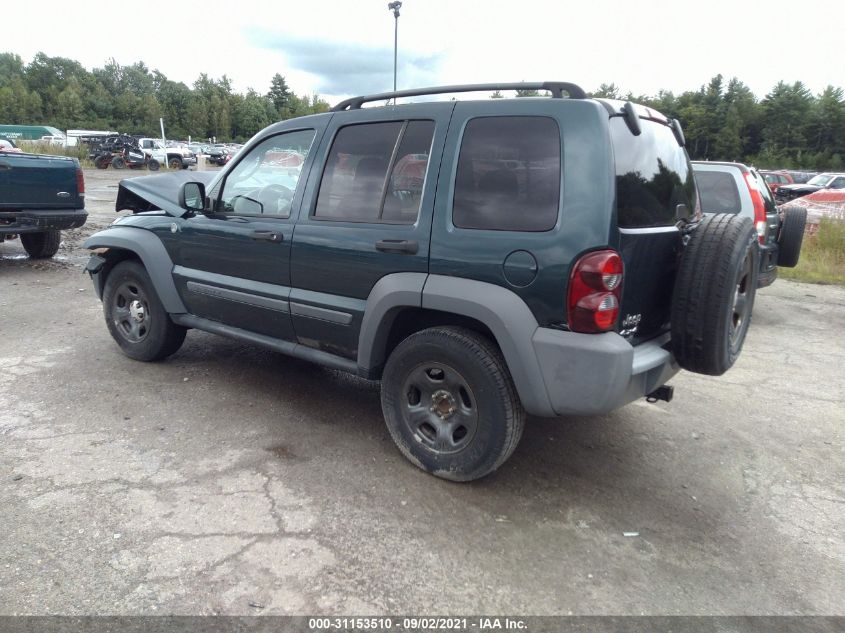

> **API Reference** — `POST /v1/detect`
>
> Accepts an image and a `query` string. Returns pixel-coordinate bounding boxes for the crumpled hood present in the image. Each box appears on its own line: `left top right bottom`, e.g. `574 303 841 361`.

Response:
115 171 217 216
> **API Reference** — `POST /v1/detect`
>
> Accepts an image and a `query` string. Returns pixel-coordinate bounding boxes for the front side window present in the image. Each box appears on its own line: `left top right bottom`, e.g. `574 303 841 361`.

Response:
315 120 435 224
219 129 315 217
829 177 845 189
452 116 561 232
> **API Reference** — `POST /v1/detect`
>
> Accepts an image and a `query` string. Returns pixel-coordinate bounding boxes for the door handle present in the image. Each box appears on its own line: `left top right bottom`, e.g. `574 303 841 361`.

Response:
375 239 419 254
251 230 283 243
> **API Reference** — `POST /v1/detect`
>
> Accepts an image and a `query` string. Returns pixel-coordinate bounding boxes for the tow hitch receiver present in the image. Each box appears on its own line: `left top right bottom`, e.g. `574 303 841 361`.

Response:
646 385 674 403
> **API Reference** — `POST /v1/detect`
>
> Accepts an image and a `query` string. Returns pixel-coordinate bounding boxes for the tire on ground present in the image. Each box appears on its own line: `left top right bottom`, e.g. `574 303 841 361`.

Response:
776 206 807 268
111 156 126 169
671 213 759 376
168 157 183 170
380 326 525 482
102 260 187 361
21 229 61 259
148 159 160 171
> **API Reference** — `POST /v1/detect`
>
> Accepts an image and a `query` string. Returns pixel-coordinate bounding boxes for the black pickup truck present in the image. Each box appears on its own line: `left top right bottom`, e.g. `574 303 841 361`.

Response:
0 146 87 258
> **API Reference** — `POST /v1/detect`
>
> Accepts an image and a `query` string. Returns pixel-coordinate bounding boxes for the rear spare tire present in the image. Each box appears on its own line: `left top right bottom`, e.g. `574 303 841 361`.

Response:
21 229 61 259
776 206 807 268
671 214 759 376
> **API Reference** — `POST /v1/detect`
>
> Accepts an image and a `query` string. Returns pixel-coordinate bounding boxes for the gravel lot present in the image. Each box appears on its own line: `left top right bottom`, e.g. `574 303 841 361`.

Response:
0 168 843 615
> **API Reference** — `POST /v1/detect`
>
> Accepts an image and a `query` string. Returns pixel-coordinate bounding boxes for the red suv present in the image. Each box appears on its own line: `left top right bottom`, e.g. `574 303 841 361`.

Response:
760 170 794 194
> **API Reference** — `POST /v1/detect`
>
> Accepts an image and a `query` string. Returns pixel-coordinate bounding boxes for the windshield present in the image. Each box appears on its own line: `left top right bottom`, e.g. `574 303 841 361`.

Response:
807 174 833 187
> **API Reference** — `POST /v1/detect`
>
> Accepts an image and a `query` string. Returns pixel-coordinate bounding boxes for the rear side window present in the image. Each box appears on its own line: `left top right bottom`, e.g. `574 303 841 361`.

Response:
696 171 742 214
452 116 561 232
314 120 435 224
611 118 696 228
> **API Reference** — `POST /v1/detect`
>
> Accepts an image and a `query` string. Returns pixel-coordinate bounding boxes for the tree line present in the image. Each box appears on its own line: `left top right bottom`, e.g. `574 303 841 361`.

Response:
1 52 843 169
0 52 329 142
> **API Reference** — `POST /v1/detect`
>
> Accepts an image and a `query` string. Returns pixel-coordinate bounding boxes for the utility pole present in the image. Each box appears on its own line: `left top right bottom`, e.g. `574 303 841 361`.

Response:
388 1 402 101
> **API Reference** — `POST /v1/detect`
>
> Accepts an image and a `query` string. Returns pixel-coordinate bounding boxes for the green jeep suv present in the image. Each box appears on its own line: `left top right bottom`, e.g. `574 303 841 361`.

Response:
84 83 759 481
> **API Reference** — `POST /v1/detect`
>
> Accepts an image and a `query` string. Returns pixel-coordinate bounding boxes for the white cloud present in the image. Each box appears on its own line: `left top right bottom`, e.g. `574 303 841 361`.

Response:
2 0 843 104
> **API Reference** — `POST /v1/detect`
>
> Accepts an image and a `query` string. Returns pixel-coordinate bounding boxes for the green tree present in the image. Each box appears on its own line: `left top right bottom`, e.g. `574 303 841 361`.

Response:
267 73 292 116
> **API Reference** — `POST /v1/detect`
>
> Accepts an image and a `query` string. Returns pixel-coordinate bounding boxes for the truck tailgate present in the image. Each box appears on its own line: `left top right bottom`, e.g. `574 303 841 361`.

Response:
0 154 82 210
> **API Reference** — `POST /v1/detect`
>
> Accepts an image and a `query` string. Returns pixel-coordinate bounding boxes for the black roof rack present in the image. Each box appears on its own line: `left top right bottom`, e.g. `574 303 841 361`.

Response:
331 82 587 111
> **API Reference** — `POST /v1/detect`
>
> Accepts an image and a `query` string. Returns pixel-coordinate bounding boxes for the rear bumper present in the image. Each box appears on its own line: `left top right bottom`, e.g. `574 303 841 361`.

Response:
757 241 779 288
0 208 87 234
531 328 679 417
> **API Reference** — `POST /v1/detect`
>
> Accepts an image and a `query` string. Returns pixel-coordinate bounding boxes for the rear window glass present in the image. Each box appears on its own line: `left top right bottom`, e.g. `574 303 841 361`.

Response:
611 118 696 228
452 116 560 232
695 171 742 214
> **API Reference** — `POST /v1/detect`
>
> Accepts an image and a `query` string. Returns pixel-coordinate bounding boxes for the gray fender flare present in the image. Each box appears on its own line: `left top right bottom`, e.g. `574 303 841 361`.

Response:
357 272 428 376
421 275 554 416
83 226 186 313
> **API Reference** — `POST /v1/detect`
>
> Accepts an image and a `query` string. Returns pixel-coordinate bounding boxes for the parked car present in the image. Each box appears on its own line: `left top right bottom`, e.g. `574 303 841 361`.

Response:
205 145 232 166
0 152 86 258
83 82 760 481
786 171 818 184
692 161 806 286
137 138 197 170
760 170 794 194
0 137 23 153
775 172 845 203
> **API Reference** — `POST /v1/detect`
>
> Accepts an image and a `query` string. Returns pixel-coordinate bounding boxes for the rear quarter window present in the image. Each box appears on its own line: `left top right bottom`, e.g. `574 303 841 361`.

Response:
695 170 742 214
610 118 696 228
452 116 561 232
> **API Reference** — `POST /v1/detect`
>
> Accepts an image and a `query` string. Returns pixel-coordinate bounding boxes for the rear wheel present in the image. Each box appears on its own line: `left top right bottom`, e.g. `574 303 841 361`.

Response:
102 260 186 361
776 206 807 268
21 229 61 259
148 159 160 171
672 214 759 376
95 155 110 169
381 327 524 482
111 156 126 170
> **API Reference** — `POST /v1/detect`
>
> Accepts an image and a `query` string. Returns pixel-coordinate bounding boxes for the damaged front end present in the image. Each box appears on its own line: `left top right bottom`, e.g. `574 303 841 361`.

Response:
115 171 217 216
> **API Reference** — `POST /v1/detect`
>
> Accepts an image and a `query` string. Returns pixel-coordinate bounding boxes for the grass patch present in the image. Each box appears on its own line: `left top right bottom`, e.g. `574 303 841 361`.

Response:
779 218 845 285
16 141 92 166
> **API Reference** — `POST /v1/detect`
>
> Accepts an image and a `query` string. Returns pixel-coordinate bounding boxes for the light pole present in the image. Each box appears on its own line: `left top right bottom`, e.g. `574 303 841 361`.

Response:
388 1 402 99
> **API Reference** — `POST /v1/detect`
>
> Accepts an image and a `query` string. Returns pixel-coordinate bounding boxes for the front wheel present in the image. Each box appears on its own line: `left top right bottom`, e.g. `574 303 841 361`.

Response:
102 260 187 361
381 327 524 482
168 157 183 170
148 159 160 171
111 156 126 169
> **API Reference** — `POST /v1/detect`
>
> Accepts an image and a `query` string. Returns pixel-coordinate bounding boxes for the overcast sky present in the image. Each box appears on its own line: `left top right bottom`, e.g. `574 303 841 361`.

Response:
4 0 843 103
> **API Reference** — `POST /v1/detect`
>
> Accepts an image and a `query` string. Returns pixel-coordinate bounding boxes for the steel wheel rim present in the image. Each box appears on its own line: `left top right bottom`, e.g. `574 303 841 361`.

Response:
112 282 150 343
400 362 479 455
729 250 753 348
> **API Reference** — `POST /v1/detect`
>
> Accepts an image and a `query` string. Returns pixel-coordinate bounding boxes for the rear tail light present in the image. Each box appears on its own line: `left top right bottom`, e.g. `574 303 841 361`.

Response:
567 250 624 333
744 172 767 244
76 167 85 197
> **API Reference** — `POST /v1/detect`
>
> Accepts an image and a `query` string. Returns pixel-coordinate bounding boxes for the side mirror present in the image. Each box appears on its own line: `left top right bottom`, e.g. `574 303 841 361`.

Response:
179 181 206 212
